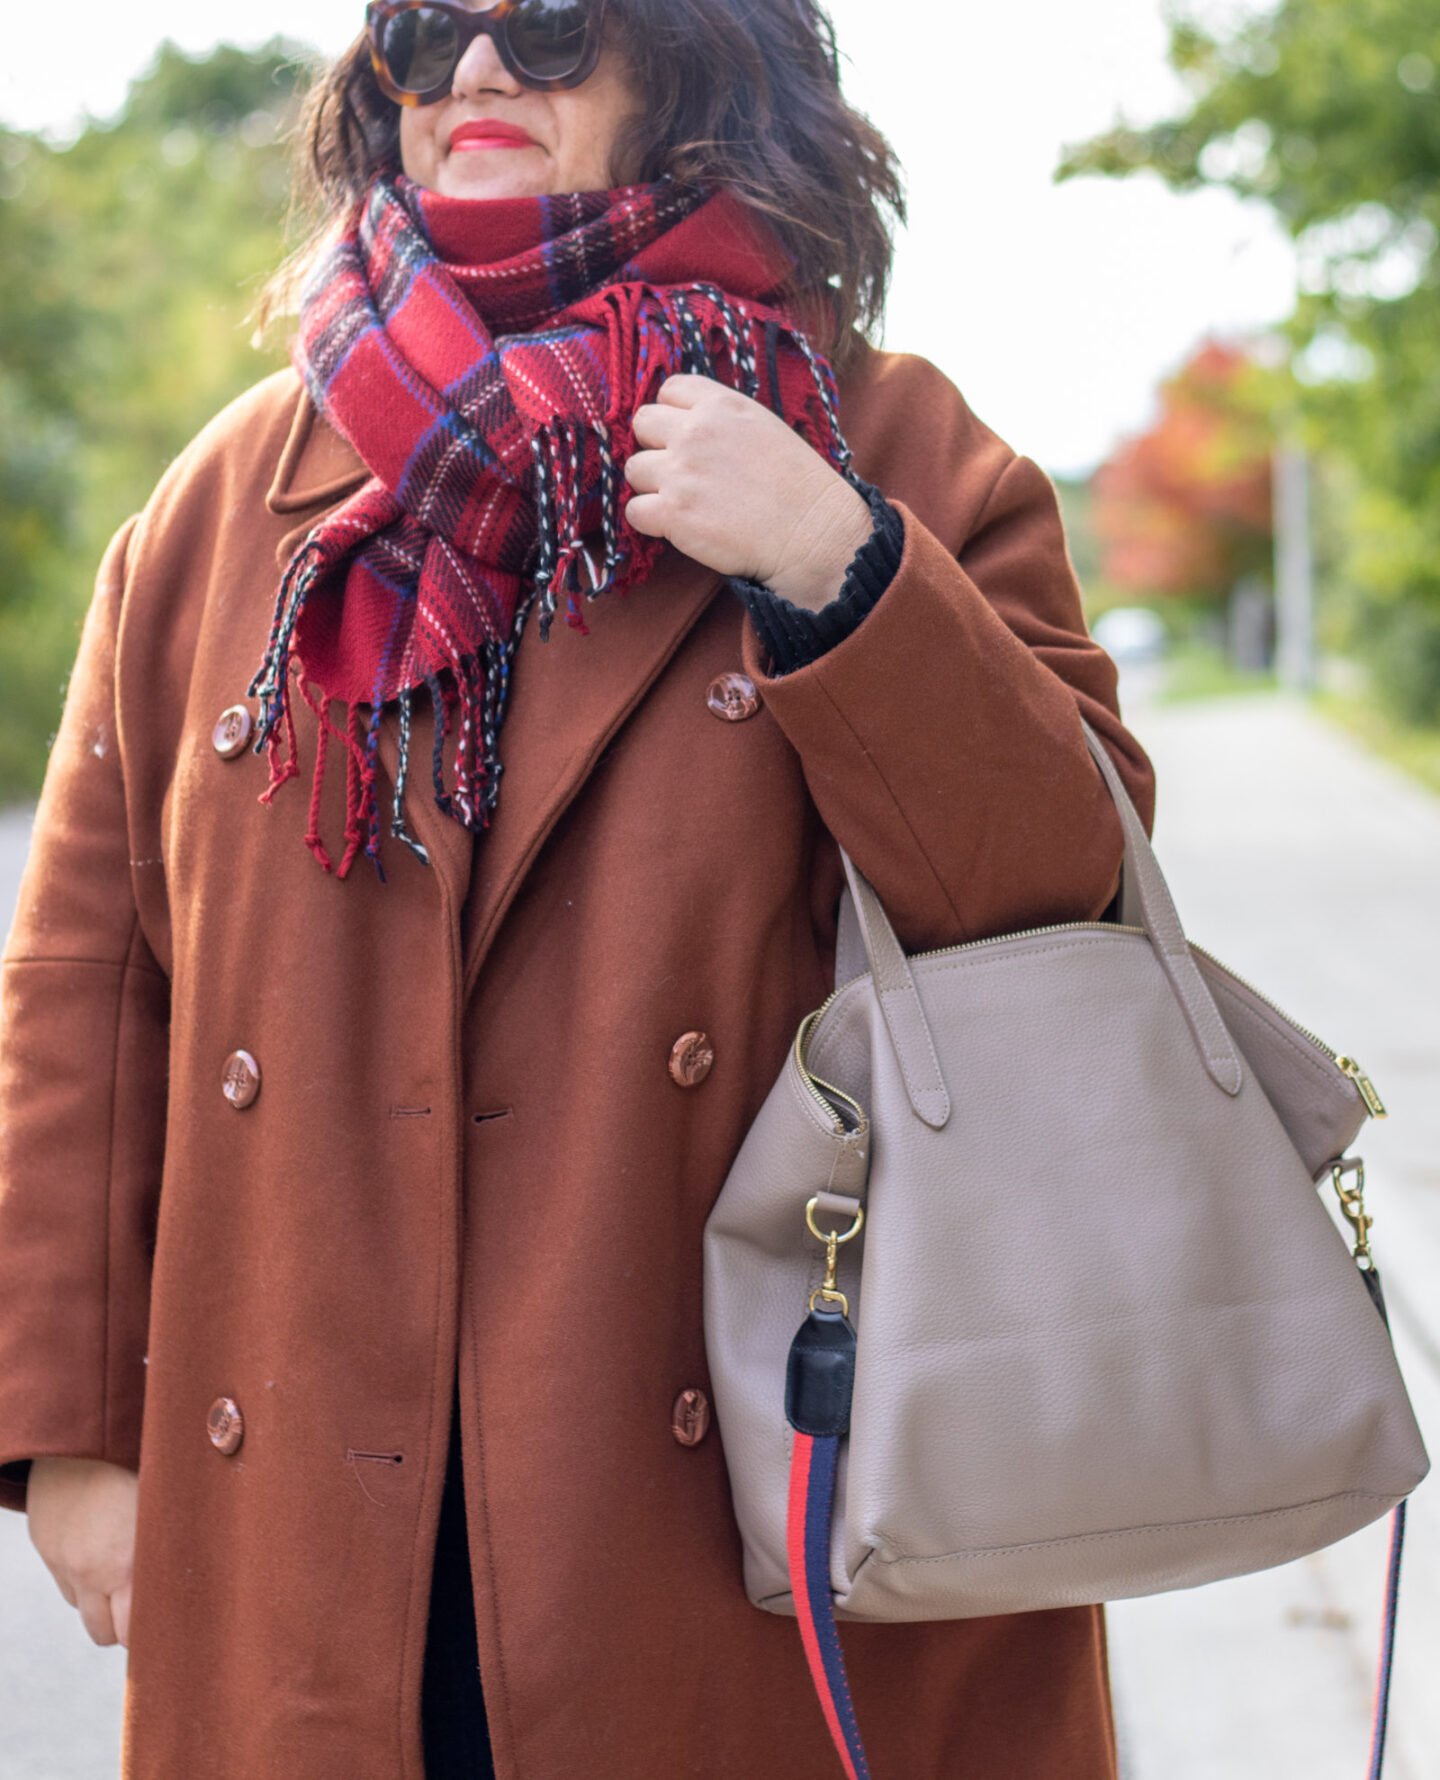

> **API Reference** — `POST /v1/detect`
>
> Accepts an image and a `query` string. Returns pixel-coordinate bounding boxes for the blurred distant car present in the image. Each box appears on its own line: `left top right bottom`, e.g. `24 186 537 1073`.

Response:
1092 606 1168 665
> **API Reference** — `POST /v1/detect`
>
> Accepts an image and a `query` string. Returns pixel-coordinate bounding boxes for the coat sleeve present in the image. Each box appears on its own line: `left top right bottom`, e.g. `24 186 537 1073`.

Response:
742 451 1156 954
0 517 169 1510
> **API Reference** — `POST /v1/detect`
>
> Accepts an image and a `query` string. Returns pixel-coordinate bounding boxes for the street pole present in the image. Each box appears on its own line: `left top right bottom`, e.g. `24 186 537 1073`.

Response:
1273 442 1315 692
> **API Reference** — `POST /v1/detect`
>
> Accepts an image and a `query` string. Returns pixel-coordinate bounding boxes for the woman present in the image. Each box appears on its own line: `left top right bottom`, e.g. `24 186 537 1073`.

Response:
0 0 1154 1774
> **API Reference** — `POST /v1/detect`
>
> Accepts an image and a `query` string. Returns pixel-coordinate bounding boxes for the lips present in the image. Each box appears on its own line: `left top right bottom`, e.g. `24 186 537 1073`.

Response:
449 119 537 152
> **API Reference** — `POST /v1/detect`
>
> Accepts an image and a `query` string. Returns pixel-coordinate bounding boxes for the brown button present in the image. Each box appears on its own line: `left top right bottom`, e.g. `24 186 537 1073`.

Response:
706 672 759 722
212 704 254 758
668 1031 715 1088
207 1397 244 1455
221 1050 261 1110
672 1388 711 1447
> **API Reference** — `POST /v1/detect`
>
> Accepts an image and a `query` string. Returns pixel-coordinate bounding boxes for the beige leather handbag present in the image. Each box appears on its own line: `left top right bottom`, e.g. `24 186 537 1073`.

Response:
703 723 1427 1769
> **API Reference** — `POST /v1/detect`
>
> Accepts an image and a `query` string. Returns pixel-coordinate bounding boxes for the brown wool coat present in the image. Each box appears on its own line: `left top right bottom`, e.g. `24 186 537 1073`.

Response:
0 345 1154 1778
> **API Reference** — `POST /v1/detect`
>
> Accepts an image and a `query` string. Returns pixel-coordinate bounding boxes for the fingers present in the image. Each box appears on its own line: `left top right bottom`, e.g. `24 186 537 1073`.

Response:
26 1457 139 1650
654 373 718 408
76 1585 119 1648
622 491 665 538
622 448 664 496
630 402 681 449
111 1580 133 1650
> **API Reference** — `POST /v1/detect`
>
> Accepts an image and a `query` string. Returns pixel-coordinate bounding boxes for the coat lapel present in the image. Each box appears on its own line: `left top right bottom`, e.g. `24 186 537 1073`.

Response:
372 701 476 914
265 387 728 955
367 555 724 963
460 552 725 997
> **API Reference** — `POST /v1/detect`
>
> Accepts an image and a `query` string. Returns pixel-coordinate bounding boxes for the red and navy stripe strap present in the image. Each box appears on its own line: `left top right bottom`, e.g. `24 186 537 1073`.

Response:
787 1430 872 1780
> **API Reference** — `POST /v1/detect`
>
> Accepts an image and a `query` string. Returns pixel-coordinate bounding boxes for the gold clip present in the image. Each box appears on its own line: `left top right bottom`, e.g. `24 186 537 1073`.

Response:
804 1197 864 1317
1331 1158 1374 1268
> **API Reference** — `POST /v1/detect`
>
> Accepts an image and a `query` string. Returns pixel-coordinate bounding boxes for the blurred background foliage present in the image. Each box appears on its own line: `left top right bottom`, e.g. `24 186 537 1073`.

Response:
1062 0 1440 732
0 42 303 793
1091 341 1276 603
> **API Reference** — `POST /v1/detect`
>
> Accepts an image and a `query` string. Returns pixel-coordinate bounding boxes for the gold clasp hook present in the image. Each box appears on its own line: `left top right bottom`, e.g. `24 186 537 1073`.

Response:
1331 1158 1374 1268
804 1196 865 1317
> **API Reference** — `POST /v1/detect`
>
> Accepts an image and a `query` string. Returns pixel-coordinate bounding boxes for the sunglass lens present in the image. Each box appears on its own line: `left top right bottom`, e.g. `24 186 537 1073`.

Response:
505 0 591 80
380 6 460 94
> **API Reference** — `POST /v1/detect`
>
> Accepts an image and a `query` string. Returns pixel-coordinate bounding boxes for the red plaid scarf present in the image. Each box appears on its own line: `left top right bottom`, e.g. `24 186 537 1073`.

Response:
250 173 852 877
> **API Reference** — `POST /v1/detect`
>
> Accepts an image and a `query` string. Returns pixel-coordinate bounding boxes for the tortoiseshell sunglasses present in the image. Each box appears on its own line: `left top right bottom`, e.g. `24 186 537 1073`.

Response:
366 0 606 103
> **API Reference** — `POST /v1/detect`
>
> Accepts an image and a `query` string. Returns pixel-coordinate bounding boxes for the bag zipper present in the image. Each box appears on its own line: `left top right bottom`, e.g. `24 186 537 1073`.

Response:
792 1010 868 1135
799 922 1386 1121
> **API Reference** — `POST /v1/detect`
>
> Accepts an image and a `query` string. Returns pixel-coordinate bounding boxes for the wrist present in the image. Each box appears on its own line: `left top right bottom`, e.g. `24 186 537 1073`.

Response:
764 480 875 612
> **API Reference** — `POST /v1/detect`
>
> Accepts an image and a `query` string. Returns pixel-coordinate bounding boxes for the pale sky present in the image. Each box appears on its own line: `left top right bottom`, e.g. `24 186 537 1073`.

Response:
2 0 1296 475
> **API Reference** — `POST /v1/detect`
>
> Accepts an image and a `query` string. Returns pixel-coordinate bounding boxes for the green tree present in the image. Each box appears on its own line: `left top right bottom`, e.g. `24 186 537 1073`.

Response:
0 129 86 614
1060 0 1440 721
0 41 307 793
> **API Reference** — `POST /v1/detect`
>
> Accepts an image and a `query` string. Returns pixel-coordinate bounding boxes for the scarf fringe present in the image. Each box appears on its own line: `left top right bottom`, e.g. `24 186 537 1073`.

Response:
530 289 853 644
249 556 537 878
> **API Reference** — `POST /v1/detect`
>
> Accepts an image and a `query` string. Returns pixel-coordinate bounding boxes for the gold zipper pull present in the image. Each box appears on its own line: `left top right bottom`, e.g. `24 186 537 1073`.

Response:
1336 1056 1387 1120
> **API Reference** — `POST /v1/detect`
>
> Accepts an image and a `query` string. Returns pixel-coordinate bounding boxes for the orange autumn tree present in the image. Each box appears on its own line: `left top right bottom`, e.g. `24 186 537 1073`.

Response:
1092 341 1274 600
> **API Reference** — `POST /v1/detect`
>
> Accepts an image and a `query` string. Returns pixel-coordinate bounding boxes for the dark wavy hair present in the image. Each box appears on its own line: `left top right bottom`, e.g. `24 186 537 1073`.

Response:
260 0 904 366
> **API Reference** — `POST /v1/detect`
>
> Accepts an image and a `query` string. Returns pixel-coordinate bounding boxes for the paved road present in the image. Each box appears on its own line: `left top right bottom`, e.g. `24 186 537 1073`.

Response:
0 695 1435 1778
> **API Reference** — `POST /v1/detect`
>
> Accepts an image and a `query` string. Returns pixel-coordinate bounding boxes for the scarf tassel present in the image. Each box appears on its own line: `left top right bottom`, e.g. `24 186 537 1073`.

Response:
251 626 532 882
285 675 383 880
388 605 532 859
250 533 398 880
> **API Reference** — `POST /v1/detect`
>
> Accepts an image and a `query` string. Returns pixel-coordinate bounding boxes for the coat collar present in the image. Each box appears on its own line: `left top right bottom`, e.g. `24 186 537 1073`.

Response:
263 389 727 952
265 388 369 516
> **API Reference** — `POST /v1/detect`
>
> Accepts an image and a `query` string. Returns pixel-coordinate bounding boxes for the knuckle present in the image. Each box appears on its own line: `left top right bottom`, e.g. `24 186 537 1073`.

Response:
669 474 704 516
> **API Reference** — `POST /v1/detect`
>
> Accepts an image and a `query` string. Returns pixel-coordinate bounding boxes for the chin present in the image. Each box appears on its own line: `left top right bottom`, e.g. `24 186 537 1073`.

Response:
437 154 551 202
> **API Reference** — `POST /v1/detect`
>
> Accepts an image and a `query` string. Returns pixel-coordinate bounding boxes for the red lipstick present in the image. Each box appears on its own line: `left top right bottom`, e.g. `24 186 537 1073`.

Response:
448 119 537 152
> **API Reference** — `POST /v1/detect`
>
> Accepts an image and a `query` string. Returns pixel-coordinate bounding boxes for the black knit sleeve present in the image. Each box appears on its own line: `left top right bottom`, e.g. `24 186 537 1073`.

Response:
729 478 904 676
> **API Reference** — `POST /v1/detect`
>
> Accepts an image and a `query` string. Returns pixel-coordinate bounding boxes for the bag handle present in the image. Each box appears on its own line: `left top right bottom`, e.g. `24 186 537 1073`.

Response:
839 852 952 1129
836 720 1243 1113
1079 723 1242 1095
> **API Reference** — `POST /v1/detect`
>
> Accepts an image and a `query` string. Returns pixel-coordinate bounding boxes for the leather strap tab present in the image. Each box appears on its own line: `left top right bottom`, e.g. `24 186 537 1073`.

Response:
812 1190 865 1225
786 1306 858 1438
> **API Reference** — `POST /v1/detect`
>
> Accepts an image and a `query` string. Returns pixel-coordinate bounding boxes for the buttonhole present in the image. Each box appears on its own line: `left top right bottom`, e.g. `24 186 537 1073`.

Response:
389 1106 432 1119
346 1450 405 1466
472 1108 514 1124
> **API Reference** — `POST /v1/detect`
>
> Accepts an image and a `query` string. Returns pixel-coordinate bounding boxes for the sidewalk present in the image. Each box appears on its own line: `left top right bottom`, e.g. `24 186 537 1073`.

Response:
1107 691 1440 1780
0 695 1435 1777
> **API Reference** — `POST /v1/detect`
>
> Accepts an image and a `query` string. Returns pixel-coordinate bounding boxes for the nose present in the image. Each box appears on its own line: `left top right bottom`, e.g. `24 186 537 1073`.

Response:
452 22 521 98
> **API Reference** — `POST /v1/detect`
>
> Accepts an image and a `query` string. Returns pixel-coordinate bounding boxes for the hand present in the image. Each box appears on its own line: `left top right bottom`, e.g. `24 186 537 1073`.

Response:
624 376 874 612
27 1457 139 1648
